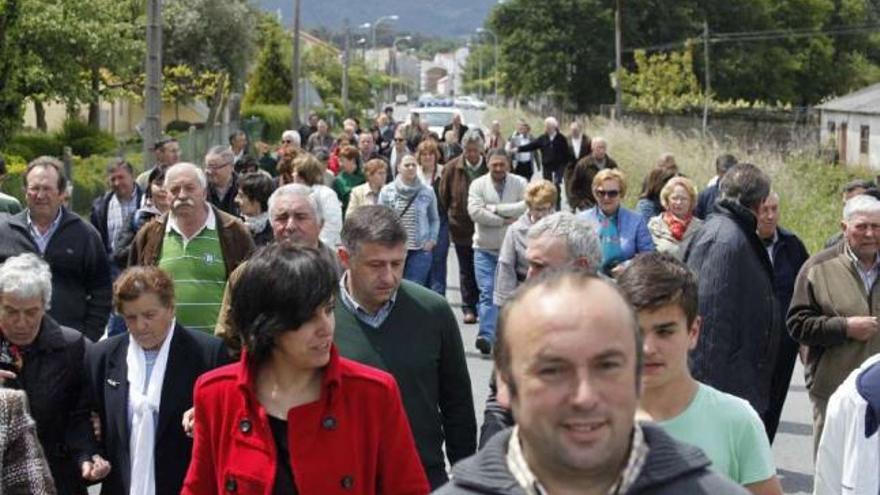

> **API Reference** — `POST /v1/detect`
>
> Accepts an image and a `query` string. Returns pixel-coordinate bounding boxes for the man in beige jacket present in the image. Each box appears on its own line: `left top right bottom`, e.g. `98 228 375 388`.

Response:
467 149 527 355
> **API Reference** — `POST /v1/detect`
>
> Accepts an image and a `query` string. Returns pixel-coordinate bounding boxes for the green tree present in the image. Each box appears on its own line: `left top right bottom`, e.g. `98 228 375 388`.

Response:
0 0 22 146
164 0 258 124
619 46 703 113
302 44 372 118
244 25 292 106
15 0 143 129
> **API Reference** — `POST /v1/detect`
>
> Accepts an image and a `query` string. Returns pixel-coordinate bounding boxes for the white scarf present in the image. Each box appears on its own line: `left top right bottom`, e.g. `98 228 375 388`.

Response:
127 322 175 495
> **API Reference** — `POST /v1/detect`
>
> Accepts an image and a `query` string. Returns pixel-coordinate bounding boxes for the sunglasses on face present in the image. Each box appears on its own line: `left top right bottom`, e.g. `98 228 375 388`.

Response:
595 189 620 199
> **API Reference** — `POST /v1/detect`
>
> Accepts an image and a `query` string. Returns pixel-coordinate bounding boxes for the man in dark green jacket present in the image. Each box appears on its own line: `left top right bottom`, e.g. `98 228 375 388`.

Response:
334 205 476 490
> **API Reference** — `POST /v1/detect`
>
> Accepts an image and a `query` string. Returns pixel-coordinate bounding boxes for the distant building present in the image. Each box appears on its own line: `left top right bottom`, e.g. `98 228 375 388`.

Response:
421 47 468 96
818 83 880 170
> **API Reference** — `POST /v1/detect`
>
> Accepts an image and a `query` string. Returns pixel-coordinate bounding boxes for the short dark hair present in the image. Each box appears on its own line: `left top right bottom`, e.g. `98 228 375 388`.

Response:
844 179 875 194
238 172 276 213
105 158 134 176
0 155 6 176
494 268 643 396
485 147 511 164
617 252 699 326
144 166 167 200
719 163 770 210
341 205 407 255
231 242 338 366
229 130 247 145
24 156 67 193
715 154 738 176
153 136 178 151
113 266 175 314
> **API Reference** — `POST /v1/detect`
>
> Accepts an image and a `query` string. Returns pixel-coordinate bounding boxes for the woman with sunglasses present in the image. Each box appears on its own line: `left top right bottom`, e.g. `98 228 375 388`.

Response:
579 168 655 277
182 243 429 495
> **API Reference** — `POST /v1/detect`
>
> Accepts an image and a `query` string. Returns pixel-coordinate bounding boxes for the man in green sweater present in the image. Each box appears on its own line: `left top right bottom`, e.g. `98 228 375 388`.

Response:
334 205 477 490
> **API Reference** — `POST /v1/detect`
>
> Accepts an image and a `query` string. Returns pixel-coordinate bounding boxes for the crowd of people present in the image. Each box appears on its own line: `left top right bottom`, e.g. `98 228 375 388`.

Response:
0 106 876 494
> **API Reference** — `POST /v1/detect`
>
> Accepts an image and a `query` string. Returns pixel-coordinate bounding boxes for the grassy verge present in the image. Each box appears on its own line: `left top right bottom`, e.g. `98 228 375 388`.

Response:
486 107 869 254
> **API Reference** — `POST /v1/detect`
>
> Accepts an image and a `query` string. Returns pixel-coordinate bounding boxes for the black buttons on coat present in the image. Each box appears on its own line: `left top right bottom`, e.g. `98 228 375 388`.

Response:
322 415 337 430
340 475 354 490
239 418 252 434
225 476 237 492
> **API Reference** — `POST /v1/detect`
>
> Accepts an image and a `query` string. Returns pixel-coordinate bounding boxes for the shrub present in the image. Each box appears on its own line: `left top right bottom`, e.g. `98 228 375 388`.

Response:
241 104 291 142
5 132 63 161
57 120 118 157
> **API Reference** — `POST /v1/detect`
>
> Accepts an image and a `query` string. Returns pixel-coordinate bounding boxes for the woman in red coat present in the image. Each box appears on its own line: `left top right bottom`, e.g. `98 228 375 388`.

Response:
182 243 429 495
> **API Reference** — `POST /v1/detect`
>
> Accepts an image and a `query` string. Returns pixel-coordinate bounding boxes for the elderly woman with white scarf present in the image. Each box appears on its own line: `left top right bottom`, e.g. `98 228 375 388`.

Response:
379 154 440 286
86 266 227 495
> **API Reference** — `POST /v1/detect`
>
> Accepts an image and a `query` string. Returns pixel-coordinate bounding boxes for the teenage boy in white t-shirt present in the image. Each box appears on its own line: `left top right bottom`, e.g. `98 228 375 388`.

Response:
618 252 783 495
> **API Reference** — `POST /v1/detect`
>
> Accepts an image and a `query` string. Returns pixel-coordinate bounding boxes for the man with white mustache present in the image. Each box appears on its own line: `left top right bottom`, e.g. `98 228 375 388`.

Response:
129 163 254 334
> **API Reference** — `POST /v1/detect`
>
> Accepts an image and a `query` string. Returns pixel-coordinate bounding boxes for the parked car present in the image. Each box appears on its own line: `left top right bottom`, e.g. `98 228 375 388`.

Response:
455 95 487 110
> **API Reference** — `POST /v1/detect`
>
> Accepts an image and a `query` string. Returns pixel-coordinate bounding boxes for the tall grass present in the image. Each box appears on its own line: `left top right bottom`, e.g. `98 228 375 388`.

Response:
488 108 870 254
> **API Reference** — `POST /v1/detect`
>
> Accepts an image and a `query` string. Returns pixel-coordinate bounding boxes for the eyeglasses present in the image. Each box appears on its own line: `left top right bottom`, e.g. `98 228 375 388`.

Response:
206 162 230 172
595 189 620 199
394 138 405 142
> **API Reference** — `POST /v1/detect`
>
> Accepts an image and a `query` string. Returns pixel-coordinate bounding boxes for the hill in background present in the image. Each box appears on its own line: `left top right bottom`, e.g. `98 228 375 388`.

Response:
258 0 495 38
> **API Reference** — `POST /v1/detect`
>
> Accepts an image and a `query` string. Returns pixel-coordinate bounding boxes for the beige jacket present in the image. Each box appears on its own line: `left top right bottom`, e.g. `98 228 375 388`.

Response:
467 174 527 252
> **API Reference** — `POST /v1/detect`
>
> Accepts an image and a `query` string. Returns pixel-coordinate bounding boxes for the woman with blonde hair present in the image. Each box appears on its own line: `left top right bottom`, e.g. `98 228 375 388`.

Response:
579 168 655 276
493 180 557 305
648 176 702 259
346 158 388 216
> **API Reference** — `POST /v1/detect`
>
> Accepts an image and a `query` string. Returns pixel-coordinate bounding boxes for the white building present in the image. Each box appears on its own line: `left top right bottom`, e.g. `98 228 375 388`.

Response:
817 83 880 170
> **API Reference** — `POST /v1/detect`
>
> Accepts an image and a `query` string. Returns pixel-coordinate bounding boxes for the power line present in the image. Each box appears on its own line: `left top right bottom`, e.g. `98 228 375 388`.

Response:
625 23 880 53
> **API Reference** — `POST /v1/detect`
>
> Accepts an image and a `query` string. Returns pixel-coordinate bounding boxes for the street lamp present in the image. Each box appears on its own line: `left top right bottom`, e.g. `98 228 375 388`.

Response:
391 36 412 101
356 37 367 61
476 27 498 103
370 14 399 71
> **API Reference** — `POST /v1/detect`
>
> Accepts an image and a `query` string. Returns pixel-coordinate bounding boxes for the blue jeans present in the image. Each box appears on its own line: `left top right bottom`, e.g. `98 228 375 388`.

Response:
428 216 450 296
404 249 433 287
474 249 499 342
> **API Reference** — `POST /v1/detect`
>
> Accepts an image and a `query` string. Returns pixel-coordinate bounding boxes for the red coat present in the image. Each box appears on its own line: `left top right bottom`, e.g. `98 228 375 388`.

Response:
181 346 430 495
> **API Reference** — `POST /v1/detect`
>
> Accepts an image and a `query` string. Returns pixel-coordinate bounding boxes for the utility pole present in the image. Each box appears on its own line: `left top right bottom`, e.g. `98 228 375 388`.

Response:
614 0 622 120
144 0 162 167
702 20 711 138
290 0 302 128
342 19 350 117
477 39 483 99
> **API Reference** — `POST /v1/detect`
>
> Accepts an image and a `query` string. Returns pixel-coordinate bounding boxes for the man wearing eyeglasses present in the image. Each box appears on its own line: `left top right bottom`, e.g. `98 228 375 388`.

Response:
204 146 240 217
789 193 880 455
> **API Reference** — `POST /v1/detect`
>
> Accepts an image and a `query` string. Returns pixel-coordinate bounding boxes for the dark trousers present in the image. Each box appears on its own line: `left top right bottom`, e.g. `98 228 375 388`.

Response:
542 166 564 209
453 243 479 314
763 333 800 443
513 161 532 180
426 465 449 491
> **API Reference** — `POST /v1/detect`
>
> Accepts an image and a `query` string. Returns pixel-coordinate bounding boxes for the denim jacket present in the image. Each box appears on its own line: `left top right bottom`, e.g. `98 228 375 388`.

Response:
379 182 440 249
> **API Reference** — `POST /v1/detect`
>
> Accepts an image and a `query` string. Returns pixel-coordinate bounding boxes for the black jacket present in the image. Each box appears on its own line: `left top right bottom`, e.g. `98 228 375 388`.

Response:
18 316 99 495
442 123 470 144
89 186 144 255
208 172 241 218
436 425 748 494
0 208 112 341
694 183 719 219
683 199 782 416
517 132 569 173
86 324 228 495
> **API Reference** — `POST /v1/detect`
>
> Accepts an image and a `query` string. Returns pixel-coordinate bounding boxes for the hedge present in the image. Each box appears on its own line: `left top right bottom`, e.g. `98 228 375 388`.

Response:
241 104 291 143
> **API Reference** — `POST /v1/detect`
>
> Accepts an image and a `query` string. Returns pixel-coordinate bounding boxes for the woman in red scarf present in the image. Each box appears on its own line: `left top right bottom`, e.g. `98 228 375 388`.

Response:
647 176 702 259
